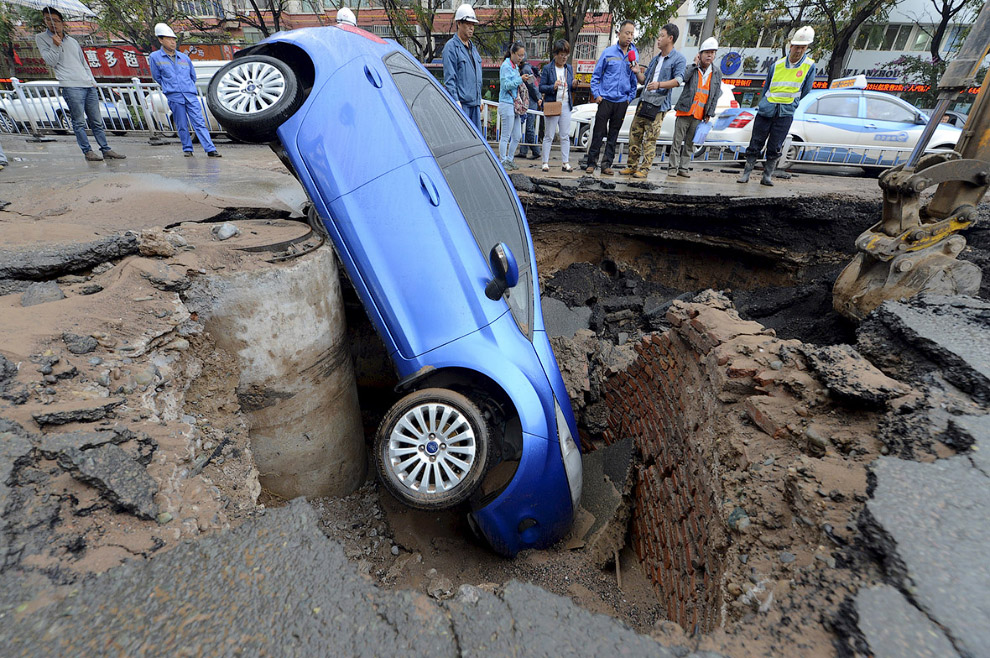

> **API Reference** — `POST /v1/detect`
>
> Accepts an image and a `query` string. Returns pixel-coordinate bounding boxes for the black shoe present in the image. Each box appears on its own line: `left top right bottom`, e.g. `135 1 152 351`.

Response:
184 152 194 157
207 151 222 158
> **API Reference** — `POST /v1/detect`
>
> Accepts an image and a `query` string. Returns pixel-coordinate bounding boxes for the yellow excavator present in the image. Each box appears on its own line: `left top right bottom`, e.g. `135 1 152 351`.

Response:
833 3 990 321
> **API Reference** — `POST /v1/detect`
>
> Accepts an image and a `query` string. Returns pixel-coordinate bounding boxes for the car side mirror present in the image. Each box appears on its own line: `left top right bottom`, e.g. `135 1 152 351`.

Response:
916 113 928 125
485 242 519 301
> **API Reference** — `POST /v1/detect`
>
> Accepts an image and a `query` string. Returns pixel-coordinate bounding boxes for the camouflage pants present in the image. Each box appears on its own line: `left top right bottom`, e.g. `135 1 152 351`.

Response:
627 111 666 172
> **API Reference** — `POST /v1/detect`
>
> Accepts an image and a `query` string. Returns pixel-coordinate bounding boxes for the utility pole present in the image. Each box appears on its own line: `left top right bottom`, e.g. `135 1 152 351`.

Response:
700 0 718 42
510 0 515 44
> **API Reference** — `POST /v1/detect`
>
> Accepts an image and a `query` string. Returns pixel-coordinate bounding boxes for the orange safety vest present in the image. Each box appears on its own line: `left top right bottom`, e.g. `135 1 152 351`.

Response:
676 69 711 119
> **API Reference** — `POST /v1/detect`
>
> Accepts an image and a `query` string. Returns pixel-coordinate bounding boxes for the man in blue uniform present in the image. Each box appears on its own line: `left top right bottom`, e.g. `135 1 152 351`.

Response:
442 4 483 131
582 20 640 175
148 23 221 158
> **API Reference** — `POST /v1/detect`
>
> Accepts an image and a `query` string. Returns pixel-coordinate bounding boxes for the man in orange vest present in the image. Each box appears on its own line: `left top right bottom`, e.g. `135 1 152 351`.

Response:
669 37 721 178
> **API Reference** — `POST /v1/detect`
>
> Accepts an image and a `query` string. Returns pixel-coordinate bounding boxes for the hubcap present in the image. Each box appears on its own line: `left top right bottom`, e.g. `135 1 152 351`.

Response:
387 402 477 495
216 61 287 115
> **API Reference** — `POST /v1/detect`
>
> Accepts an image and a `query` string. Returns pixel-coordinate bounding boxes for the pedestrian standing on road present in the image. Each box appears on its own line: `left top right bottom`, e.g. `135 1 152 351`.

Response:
538 39 575 173
516 59 542 160
0 141 7 171
738 26 816 186
35 7 126 162
621 24 685 179
149 24 221 158
582 20 640 175
442 4 483 131
498 42 532 171
669 37 721 178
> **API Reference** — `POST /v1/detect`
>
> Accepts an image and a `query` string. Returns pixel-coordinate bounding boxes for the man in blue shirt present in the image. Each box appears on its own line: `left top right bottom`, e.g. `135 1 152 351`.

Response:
582 20 640 175
148 23 220 158
442 4 483 131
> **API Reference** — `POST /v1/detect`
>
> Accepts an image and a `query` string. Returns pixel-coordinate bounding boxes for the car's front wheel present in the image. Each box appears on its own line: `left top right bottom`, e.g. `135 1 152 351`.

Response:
207 55 303 143
0 110 16 134
577 123 591 149
375 388 490 510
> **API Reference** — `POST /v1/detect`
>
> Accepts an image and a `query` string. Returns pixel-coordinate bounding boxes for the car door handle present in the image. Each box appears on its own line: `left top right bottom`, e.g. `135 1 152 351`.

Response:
808 117 819 122
419 172 440 207
865 123 877 129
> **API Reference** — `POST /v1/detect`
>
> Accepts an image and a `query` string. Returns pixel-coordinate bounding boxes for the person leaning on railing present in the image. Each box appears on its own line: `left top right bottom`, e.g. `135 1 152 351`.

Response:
538 39 575 173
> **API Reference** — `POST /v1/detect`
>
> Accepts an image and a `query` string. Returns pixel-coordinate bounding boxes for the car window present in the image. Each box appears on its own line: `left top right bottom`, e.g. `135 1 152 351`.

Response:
384 51 534 338
866 97 915 123
814 95 859 118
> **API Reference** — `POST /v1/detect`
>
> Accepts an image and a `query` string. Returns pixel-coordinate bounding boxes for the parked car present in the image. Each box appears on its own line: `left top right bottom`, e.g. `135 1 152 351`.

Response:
568 82 739 149
921 108 968 129
0 81 132 134
206 26 582 557
146 59 227 132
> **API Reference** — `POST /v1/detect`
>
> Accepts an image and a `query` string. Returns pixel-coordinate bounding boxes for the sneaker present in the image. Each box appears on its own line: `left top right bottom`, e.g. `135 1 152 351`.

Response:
541 163 550 172
602 167 614 175
632 170 648 179
207 151 222 158
677 170 691 178
103 150 126 160
529 151 541 160
584 166 595 174
562 163 574 173
183 152 194 157
84 151 103 162
619 167 637 176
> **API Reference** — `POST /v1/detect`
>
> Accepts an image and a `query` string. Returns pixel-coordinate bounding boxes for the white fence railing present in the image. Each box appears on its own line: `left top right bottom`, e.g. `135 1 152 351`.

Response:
1 78 225 138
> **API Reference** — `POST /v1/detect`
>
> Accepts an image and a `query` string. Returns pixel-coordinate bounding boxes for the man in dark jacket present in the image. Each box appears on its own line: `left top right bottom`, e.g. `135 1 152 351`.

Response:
621 23 685 178
669 37 722 178
517 60 542 159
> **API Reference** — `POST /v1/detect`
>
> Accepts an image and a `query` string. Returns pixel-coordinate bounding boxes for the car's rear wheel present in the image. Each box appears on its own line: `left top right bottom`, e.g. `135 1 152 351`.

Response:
778 136 800 171
56 111 72 134
375 388 490 510
577 124 591 149
207 55 303 143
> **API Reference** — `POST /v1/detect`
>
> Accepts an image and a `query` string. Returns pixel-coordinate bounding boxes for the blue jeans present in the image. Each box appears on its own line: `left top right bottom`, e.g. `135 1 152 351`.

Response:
168 92 216 153
498 102 522 163
518 99 540 157
459 103 481 132
0 140 7 166
60 86 109 154
745 112 794 161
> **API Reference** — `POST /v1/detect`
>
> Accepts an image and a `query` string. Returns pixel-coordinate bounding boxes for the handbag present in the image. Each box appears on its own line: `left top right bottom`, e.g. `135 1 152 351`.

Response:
636 101 661 121
693 121 712 145
543 101 562 116
513 81 529 116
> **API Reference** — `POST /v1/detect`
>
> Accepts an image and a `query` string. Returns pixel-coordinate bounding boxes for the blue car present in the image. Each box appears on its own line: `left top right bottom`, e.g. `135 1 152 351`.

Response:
206 25 582 557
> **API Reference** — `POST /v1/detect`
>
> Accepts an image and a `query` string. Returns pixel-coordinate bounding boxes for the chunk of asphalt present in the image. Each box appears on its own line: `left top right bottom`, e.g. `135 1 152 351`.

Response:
20 281 65 307
575 437 636 567
37 428 135 458
858 295 990 403
944 414 990 475
542 297 592 339
803 344 908 407
864 456 990 657
0 234 139 280
62 333 99 355
0 353 17 390
57 444 158 520
853 585 959 658
30 398 124 426
0 419 35 569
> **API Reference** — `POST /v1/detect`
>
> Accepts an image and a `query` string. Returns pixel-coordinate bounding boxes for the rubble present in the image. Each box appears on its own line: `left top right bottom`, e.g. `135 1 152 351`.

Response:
20 282 65 307
29 398 125 426
803 344 909 407
57 443 159 520
573 437 636 567
0 233 139 281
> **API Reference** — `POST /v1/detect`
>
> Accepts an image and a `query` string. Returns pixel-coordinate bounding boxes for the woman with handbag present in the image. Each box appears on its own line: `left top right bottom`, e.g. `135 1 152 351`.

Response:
498 41 531 171
538 39 575 173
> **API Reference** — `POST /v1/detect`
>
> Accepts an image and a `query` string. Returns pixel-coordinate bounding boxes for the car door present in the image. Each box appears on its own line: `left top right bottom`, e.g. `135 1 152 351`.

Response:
861 94 918 149
798 93 862 144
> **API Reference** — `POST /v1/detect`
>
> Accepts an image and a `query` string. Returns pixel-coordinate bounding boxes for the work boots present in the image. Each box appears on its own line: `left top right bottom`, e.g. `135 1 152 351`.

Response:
761 157 778 186
737 155 757 183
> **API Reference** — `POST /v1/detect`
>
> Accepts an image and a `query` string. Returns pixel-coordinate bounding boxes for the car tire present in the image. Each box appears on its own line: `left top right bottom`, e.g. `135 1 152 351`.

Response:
111 130 127 136
207 55 303 144
56 112 72 134
0 110 15 134
577 124 591 149
778 137 800 171
375 388 491 511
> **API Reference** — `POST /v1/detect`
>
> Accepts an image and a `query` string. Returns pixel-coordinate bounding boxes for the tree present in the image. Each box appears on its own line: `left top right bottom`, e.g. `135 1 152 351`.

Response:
608 0 681 44
97 0 227 52
905 0 982 64
893 53 986 108
230 0 292 40
377 0 446 62
810 0 903 83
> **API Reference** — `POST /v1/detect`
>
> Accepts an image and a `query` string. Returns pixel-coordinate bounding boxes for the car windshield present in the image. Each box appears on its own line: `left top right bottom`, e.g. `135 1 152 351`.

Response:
384 51 534 339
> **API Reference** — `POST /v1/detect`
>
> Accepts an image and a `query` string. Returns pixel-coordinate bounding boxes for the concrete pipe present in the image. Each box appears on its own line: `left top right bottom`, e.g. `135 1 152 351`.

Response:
193 245 366 499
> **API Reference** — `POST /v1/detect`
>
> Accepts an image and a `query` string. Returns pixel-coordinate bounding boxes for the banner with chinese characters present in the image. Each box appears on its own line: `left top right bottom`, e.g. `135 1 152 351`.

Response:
178 44 240 61
81 46 152 79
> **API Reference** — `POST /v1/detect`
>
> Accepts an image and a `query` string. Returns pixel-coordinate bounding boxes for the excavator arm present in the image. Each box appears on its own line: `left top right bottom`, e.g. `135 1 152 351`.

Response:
833 2 990 321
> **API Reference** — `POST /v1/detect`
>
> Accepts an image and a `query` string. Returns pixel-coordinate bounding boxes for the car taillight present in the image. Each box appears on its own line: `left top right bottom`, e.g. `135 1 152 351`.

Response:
728 111 754 129
730 99 739 108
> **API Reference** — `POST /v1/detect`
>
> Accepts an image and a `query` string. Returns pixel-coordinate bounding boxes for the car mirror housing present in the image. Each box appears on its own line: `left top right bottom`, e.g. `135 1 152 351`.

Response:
916 113 928 125
485 242 519 300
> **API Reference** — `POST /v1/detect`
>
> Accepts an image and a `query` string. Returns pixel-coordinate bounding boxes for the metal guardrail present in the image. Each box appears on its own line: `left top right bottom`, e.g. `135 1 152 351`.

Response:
1 78 225 138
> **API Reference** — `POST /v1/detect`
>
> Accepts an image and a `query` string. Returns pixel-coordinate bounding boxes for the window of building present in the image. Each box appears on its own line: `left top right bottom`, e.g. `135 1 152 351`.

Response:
573 34 597 60
910 27 933 51
758 26 787 50
941 24 966 53
241 27 264 44
880 25 912 50
522 35 548 59
684 21 702 47
177 1 220 17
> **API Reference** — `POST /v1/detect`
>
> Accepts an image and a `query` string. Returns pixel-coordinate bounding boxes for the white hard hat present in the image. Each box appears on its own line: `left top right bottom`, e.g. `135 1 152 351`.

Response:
454 3 478 23
790 26 815 45
699 37 718 51
336 7 356 27
154 23 176 39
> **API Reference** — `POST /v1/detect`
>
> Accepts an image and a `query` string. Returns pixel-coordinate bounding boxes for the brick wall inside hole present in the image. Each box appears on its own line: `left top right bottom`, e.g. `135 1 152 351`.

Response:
602 311 731 634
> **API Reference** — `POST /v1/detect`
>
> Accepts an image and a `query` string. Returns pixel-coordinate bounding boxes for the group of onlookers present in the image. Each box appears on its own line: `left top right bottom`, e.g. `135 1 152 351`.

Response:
444 4 818 186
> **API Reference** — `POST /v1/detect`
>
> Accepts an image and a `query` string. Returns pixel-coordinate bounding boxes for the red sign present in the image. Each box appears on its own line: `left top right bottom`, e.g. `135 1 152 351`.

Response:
178 44 239 60
82 46 151 79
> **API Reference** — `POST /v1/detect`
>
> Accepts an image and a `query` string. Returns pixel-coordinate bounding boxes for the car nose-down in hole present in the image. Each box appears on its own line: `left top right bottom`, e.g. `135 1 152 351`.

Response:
207 24 582 557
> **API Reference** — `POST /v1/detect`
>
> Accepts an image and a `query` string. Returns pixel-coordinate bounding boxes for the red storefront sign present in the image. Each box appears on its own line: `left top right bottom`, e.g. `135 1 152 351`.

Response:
81 46 151 79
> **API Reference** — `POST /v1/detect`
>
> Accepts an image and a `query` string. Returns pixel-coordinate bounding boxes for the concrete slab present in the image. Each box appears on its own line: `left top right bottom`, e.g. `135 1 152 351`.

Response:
866 455 990 658
946 414 990 475
854 585 959 658
542 296 592 339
